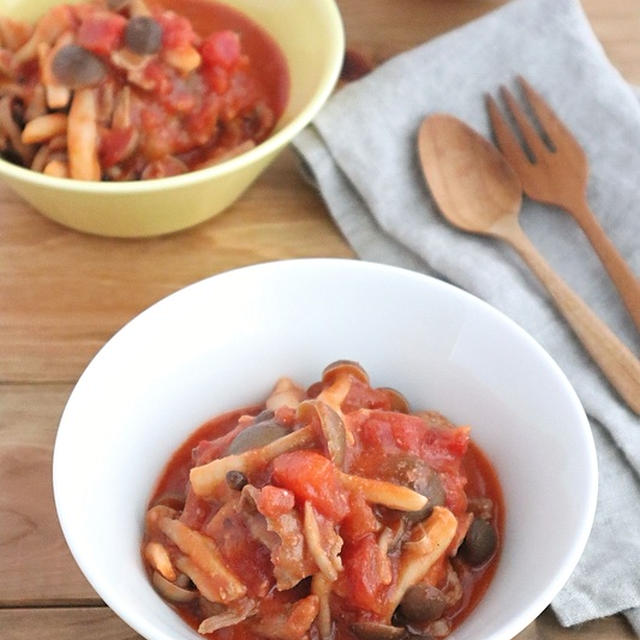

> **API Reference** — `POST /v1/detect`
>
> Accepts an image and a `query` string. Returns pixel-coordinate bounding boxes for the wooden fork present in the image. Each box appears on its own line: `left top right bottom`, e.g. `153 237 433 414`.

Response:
487 76 640 332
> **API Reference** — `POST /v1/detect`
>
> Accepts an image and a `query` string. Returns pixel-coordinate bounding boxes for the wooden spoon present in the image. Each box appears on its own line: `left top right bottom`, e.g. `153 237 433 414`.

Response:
417 113 640 414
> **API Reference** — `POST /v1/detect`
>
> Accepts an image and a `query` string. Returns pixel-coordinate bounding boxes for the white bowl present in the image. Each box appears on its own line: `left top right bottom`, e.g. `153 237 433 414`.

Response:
53 258 597 640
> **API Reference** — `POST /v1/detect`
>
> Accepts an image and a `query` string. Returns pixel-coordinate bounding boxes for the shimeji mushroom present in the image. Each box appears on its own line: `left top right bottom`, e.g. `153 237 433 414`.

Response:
338 472 428 513
191 418 428 511
311 573 333 640
151 571 198 603
265 377 306 411
322 360 370 385
317 360 368 416
350 622 407 640
303 501 343 582
297 399 347 469
190 426 316 498
226 419 290 455
383 506 457 619
158 516 247 603
198 598 257 634
144 541 176 581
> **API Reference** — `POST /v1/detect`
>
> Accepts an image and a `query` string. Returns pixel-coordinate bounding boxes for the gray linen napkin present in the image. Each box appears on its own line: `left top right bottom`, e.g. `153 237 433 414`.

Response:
293 0 640 631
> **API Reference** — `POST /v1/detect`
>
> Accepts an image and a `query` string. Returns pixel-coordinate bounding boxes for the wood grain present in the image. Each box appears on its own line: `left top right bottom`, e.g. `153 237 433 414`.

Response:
338 0 507 67
0 385 97 604
0 151 353 384
0 607 634 640
2 608 140 640
1 0 639 639
582 0 640 84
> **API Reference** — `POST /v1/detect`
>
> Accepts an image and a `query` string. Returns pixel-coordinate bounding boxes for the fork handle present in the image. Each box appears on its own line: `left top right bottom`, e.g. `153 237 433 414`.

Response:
568 198 640 332
491 215 640 414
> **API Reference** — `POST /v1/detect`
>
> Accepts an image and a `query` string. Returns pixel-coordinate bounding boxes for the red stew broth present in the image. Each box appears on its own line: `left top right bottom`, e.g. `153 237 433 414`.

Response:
450 442 503 628
147 404 504 639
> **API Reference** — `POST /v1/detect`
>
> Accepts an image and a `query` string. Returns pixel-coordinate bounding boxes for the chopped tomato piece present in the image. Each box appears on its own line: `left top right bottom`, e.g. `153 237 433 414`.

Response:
179 486 214 529
271 450 349 521
99 127 137 169
253 595 320 640
287 595 321 635
387 413 425 452
77 12 126 55
187 98 220 145
211 514 273 596
159 11 196 50
342 534 389 614
441 470 468 515
143 62 173 95
340 492 379 542
419 424 471 469
203 64 229 94
140 107 175 158
201 30 241 69
257 485 295 518
351 410 470 472
341 378 393 413
422 553 448 586
164 83 197 112
347 410 398 451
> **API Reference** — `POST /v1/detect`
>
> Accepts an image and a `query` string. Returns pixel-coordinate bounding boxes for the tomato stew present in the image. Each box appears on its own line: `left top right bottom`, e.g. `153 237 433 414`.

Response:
0 0 289 180
143 361 504 640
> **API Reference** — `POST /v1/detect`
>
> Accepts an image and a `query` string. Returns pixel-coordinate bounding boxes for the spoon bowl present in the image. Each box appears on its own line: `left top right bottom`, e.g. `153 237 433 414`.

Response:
417 114 522 233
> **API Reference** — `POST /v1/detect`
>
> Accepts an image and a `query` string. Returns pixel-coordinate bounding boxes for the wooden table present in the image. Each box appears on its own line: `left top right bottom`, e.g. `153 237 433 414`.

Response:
1 1 638 638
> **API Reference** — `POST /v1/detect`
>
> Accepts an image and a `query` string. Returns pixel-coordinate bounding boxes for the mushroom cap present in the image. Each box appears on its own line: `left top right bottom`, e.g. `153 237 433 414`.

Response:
321 359 369 385
297 399 346 468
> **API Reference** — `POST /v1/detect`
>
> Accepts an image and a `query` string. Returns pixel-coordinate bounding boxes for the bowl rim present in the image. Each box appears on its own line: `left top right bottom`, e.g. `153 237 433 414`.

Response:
0 0 345 193
52 258 598 640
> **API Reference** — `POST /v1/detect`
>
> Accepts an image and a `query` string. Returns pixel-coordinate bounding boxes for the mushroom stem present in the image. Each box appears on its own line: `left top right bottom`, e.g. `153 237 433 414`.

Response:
350 622 406 640
297 399 347 468
384 506 457 618
198 598 257 634
144 542 176 581
190 425 316 498
311 573 333 640
159 517 246 603
265 376 305 410
303 501 343 582
338 472 428 512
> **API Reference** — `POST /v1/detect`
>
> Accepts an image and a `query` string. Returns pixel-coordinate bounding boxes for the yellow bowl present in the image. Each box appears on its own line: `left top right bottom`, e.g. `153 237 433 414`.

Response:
0 0 344 237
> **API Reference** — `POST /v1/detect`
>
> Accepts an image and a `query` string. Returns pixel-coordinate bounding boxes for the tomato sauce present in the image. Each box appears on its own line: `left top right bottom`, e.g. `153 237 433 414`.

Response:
144 368 504 640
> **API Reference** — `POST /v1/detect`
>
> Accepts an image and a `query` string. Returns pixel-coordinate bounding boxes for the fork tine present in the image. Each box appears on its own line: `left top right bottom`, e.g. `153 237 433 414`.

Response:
486 93 529 172
517 76 584 155
499 85 548 161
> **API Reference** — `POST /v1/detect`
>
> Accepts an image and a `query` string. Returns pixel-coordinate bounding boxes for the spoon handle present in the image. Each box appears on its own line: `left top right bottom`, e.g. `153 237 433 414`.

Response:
491 215 640 414
567 197 640 333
